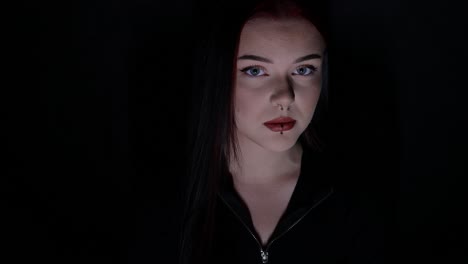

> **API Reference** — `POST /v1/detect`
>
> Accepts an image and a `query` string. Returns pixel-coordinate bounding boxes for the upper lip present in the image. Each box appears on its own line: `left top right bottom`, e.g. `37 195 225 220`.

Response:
264 116 296 124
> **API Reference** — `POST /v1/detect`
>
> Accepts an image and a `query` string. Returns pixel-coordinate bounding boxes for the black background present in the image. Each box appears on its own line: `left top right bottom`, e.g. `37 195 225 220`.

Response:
7 0 467 263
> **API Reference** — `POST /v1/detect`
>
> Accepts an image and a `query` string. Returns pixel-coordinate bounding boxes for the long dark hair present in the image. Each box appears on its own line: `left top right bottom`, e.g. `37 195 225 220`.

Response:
179 1 329 263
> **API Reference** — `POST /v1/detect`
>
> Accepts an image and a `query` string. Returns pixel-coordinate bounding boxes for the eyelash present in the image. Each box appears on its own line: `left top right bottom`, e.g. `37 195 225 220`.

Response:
240 64 318 77
293 64 318 76
240 65 268 77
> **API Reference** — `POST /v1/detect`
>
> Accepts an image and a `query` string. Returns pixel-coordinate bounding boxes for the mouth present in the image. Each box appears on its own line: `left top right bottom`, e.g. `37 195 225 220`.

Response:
264 117 296 132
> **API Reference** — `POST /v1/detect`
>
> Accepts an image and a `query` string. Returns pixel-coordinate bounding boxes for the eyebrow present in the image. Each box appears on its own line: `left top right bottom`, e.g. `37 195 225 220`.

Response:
237 53 322 64
294 54 322 63
237 54 273 63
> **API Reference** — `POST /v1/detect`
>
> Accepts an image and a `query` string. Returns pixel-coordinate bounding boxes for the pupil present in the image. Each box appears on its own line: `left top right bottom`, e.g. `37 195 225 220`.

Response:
252 68 258 75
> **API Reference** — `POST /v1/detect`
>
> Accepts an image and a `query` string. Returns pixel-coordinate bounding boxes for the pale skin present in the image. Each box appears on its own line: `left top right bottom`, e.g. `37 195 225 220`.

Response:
229 17 326 246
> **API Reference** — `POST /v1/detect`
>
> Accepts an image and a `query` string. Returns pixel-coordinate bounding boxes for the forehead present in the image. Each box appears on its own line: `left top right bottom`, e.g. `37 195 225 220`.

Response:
238 17 325 56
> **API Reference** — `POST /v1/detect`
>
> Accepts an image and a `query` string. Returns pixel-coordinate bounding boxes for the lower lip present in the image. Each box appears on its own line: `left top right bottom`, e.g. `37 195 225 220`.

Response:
264 121 296 132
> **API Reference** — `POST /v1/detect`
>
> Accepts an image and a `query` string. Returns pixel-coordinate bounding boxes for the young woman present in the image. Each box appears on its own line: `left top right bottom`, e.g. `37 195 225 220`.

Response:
181 0 384 263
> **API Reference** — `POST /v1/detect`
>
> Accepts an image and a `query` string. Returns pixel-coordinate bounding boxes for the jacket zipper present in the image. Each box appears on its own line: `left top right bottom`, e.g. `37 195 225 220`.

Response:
218 187 334 264
218 195 267 262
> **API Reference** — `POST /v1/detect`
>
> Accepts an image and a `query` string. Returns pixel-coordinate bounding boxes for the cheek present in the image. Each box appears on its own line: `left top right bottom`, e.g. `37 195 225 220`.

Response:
234 80 266 120
234 89 259 121
296 82 321 116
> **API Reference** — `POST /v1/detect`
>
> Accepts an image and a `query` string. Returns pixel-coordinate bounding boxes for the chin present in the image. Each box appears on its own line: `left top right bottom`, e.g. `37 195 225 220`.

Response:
237 126 303 153
260 133 300 152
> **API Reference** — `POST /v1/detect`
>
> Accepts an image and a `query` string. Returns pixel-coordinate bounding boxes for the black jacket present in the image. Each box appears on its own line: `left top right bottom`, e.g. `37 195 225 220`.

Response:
210 148 385 264
128 148 386 264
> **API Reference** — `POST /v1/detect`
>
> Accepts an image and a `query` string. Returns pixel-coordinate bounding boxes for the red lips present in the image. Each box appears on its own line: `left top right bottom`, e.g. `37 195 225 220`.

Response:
264 117 296 132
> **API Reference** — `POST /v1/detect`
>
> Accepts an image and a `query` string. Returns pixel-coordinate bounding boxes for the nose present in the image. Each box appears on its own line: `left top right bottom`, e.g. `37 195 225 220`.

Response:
271 77 295 110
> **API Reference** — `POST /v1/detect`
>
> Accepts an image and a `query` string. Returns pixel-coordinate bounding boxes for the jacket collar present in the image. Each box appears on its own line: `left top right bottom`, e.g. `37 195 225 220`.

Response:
217 146 334 246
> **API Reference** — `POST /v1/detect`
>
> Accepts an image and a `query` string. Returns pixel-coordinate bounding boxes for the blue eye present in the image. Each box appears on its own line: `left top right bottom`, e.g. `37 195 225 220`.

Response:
293 65 317 76
241 66 267 77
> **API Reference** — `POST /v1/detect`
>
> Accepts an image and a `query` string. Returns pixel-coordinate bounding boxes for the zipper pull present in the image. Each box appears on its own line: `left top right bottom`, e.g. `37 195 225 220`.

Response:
260 249 269 264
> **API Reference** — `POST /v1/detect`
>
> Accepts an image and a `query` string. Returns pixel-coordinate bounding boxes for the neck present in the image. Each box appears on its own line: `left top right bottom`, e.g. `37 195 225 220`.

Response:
229 136 303 186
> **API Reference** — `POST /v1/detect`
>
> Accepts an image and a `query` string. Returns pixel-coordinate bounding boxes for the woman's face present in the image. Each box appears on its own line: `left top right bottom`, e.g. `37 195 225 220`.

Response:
234 17 326 152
